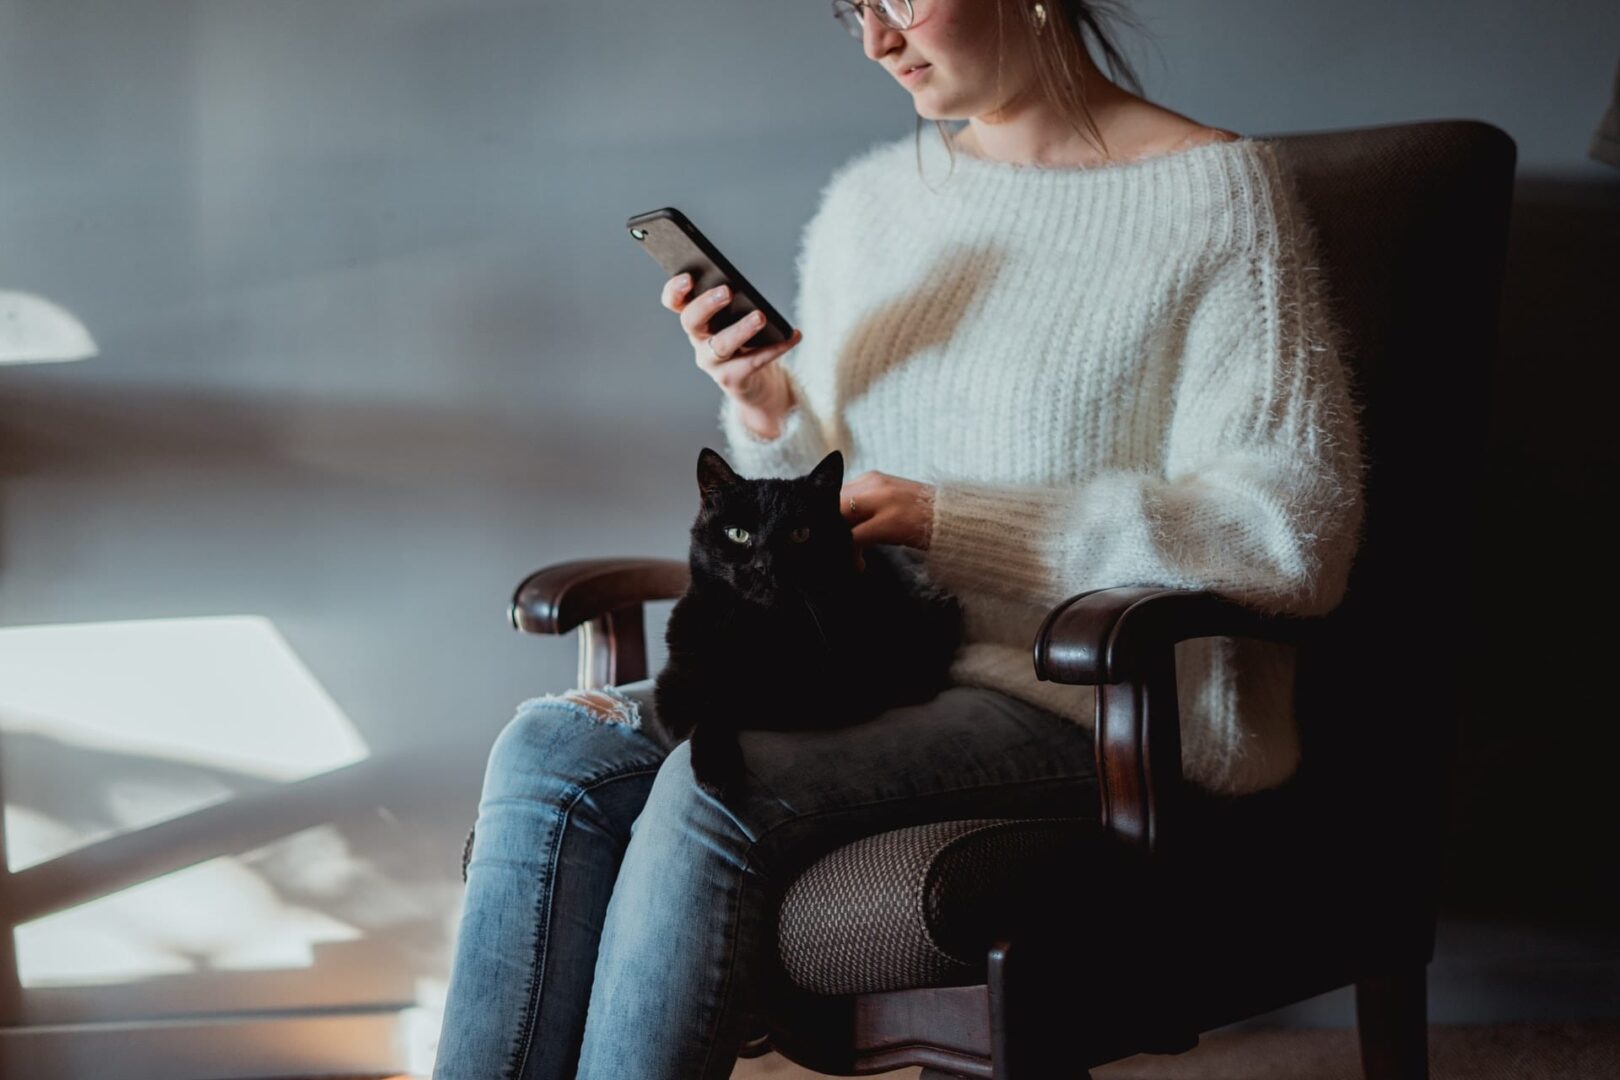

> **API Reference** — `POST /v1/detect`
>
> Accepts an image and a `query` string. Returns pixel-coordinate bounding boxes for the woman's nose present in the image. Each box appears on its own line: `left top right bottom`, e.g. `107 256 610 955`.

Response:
863 12 901 60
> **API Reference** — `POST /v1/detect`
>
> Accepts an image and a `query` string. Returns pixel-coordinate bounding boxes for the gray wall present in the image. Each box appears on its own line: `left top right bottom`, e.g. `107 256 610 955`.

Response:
1 1 1616 1075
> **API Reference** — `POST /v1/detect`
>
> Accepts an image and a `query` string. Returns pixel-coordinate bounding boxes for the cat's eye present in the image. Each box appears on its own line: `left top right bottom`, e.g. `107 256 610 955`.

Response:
789 526 811 543
724 526 750 545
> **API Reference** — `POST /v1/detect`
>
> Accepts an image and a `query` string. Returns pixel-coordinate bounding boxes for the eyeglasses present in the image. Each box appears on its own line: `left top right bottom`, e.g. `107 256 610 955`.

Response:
831 0 916 38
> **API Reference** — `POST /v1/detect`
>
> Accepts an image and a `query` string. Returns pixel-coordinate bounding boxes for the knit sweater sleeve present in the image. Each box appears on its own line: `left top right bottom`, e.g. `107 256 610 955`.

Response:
715 189 837 479
920 180 1368 619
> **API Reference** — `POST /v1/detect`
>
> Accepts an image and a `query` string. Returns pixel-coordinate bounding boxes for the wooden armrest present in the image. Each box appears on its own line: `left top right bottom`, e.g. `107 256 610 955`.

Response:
1033 585 1322 685
1032 585 1327 859
509 557 690 689
510 556 689 634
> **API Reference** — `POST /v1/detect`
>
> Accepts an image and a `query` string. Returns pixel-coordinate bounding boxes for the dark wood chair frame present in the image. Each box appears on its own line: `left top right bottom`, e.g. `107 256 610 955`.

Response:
501 119 1517 1080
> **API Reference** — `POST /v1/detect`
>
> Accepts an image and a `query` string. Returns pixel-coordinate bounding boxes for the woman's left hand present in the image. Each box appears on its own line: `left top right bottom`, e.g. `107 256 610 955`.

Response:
840 470 936 569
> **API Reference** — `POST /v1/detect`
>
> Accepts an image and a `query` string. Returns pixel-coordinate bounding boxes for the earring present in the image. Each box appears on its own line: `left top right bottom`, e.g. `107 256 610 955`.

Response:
1031 1 1047 33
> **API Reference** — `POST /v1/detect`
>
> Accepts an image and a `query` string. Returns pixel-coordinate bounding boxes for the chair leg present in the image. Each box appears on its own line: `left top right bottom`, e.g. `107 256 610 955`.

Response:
1355 964 1429 1080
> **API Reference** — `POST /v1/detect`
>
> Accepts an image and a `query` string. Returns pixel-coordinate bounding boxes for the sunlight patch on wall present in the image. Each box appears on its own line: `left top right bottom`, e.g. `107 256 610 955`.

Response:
0 615 369 871
14 824 365 988
0 289 97 363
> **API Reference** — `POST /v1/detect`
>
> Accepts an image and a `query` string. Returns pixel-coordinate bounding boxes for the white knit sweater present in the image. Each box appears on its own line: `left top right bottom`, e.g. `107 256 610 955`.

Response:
717 130 1366 796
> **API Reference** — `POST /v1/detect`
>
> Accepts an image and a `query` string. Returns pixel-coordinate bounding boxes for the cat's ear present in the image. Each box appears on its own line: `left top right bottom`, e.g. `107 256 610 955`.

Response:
696 447 742 504
806 449 844 492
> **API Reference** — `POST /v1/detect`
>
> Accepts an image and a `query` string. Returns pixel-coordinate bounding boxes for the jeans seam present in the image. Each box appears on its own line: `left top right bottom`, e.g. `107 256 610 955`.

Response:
693 770 1098 1078
504 762 665 1080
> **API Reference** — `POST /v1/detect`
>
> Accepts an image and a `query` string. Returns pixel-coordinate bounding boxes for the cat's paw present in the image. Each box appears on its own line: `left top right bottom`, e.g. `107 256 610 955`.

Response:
689 726 746 801
691 748 746 799
690 748 745 800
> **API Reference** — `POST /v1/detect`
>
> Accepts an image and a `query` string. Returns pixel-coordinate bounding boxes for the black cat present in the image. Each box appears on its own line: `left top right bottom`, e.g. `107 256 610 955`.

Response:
654 446 964 800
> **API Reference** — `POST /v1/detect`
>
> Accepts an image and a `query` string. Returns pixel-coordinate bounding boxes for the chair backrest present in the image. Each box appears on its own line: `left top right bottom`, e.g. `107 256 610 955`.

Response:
1265 120 1516 958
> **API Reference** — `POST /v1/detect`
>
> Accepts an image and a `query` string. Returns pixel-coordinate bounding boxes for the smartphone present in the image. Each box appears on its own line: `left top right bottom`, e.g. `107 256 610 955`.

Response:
626 207 793 351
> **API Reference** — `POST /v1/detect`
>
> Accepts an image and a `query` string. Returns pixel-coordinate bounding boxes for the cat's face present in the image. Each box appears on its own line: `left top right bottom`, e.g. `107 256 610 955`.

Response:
690 447 854 605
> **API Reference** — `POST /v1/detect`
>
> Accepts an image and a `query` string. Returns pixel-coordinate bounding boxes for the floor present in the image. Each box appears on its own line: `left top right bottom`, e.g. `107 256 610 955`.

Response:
734 1019 1620 1079
326 1018 1620 1079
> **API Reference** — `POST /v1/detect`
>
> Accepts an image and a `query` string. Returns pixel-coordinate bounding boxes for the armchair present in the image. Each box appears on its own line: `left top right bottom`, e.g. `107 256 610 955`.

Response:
476 118 1516 1079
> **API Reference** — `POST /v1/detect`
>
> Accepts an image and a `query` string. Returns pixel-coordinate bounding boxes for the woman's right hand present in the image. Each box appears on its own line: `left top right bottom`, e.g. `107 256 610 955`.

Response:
662 273 802 423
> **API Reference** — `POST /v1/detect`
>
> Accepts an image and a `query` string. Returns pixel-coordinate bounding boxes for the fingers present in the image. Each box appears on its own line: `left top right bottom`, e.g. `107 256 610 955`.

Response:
661 272 725 332
661 272 713 321
660 273 691 311
746 327 802 371
697 327 800 383
677 281 732 337
710 307 776 358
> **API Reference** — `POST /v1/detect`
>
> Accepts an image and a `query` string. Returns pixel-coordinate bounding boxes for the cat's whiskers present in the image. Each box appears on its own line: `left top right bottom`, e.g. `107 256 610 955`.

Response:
795 586 830 652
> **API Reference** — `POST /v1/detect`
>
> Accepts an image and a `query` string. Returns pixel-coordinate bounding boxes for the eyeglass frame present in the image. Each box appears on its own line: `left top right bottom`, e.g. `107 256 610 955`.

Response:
831 0 917 35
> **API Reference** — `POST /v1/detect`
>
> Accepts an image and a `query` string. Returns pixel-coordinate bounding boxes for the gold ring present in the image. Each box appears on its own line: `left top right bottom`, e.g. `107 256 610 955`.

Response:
848 496 857 514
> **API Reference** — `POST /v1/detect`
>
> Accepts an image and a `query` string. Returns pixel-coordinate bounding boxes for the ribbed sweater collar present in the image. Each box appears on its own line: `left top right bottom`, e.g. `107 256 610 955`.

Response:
842 130 1277 254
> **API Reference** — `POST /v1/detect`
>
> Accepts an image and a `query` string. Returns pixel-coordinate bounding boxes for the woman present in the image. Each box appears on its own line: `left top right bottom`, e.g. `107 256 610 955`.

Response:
434 1 1366 1077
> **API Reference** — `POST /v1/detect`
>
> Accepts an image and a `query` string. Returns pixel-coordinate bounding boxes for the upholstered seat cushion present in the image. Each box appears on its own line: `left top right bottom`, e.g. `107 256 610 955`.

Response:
774 816 1101 996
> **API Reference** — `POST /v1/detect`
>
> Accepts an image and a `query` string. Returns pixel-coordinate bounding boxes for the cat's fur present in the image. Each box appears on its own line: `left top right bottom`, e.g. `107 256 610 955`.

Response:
654 447 964 800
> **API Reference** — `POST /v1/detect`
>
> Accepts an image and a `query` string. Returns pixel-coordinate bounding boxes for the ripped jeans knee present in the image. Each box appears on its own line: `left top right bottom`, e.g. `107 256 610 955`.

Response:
517 685 643 730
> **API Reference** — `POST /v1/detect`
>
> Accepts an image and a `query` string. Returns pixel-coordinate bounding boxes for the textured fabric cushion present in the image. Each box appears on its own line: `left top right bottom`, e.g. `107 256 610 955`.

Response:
774 817 1102 996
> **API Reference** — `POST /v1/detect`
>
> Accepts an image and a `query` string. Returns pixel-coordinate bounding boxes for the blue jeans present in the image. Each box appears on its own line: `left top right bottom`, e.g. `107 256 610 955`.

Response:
432 676 1100 1080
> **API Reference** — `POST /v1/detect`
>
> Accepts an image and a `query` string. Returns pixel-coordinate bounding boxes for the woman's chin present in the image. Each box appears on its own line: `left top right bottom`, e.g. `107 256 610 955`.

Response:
912 96 966 122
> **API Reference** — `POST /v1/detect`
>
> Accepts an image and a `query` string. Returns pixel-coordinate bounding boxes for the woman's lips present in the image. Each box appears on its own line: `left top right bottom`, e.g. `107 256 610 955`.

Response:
900 63 931 83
